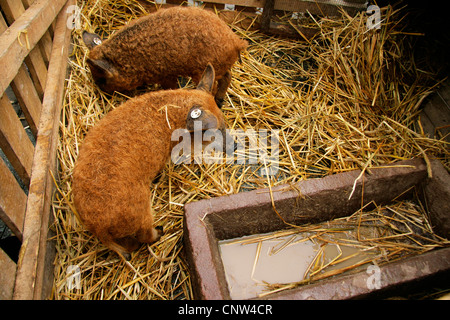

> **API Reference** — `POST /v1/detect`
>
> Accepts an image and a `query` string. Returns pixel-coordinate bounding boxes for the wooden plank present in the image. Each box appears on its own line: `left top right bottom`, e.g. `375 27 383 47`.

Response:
166 0 184 4
202 1 225 10
33 0 73 297
1 0 48 97
0 248 16 300
0 156 27 241
0 8 40 144
22 0 53 65
0 0 67 97
13 0 73 300
206 0 264 8
0 0 24 20
24 51 47 98
205 0 366 14
10 64 42 136
0 94 34 186
0 8 41 136
0 8 8 32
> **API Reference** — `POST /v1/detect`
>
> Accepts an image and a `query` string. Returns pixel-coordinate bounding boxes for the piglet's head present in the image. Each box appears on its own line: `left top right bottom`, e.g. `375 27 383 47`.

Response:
82 31 133 94
186 63 226 132
184 64 235 153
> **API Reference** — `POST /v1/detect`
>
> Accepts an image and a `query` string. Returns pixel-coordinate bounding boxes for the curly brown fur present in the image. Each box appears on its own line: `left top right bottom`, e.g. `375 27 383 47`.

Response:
83 6 247 102
72 65 226 259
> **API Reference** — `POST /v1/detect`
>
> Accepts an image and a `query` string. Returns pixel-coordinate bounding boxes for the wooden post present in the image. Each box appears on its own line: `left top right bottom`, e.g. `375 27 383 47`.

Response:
12 0 73 300
261 0 274 33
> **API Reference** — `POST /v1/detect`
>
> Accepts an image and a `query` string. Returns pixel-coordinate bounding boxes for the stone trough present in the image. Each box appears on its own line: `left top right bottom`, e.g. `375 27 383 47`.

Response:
183 158 450 299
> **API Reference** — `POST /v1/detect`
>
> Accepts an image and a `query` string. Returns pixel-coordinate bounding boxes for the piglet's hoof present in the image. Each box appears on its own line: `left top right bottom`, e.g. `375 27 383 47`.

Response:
155 226 164 239
121 251 132 261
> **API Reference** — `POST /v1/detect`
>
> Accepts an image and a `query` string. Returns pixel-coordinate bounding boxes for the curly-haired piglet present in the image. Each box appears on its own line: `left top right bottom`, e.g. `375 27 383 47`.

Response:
72 64 227 259
82 6 247 106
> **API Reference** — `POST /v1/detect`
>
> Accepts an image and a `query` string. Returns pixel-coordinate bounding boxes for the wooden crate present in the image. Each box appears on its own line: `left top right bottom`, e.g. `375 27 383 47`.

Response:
0 0 73 300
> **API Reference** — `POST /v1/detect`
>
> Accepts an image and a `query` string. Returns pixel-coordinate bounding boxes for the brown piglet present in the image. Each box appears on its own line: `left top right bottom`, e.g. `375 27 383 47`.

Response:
82 6 247 106
72 64 227 259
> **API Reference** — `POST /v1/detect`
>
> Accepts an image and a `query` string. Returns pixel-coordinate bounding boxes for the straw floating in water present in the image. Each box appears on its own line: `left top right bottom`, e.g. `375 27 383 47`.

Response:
255 196 450 298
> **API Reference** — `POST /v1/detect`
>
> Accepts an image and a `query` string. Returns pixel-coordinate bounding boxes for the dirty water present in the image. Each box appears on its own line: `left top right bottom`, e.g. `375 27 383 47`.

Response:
219 231 374 299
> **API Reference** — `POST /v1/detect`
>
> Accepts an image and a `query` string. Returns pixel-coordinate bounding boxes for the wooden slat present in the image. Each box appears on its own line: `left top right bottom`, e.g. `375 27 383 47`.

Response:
166 0 184 4
0 156 27 241
205 0 264 7
0 7 6 22
1 0 48 97
0 94 34 186
13 0 73 300
0 6 42 136
0 248 16 300
22 0 36 6
0 10 8 41
22 0 53 65
0 0 67 97
203 1 225 9
205 0 366 14
10 65 42 136
0 0 24 20
25 52 47 98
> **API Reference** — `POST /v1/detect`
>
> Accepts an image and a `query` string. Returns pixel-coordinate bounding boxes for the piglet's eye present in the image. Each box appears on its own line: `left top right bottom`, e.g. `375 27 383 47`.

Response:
190 108 202 119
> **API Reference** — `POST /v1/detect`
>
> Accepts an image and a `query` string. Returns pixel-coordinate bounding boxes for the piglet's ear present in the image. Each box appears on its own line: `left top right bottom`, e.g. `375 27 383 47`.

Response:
186 107 218 132
82 31 103 50
196 63 215 93
86 58 114 79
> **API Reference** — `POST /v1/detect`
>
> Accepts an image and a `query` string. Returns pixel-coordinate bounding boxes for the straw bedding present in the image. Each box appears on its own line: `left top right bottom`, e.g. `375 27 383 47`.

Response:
51 1 449 299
